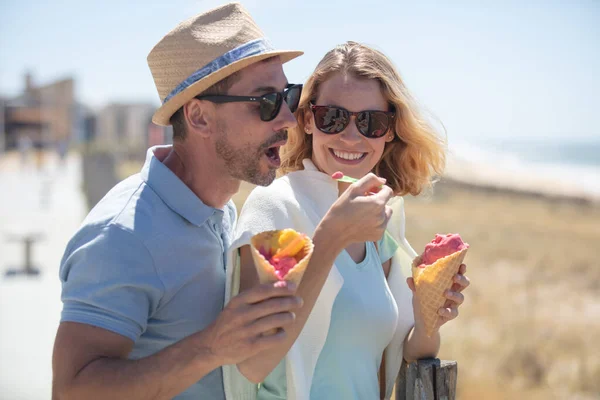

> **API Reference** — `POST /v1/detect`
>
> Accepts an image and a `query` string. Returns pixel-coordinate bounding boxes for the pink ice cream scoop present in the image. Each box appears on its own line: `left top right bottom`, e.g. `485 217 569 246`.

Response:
270 256 298 280
419 233 469 267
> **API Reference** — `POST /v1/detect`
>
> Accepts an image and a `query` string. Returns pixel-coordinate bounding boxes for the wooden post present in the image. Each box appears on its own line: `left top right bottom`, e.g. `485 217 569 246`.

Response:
395 358 457 400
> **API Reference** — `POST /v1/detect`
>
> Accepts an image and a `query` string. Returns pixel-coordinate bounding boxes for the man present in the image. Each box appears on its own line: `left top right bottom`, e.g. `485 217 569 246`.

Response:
52 3 394 399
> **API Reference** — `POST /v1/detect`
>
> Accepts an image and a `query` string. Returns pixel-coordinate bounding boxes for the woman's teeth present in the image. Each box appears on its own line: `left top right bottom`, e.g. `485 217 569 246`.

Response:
332 149 366 160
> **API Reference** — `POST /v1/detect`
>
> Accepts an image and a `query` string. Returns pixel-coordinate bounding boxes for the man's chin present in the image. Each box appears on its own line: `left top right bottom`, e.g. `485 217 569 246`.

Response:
233 167 275 187
249 170 276 187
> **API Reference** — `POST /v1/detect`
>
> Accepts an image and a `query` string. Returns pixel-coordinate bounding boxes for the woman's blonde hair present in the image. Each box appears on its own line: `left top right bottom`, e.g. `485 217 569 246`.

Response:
279 41 446 196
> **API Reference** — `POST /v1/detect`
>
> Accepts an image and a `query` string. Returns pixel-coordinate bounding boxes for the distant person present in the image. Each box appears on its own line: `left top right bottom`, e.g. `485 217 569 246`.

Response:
18 133 32 167
51 4 393 399
56 139 68 166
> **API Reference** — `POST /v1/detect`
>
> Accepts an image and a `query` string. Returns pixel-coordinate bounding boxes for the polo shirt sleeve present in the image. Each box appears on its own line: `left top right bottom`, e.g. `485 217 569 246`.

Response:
59 225 164 342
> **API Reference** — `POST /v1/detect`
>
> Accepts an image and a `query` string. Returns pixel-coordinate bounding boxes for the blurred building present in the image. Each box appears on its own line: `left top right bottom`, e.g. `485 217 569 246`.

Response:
94 102 172 155
0 73 83 151
0 97 6 153
0 73 172 158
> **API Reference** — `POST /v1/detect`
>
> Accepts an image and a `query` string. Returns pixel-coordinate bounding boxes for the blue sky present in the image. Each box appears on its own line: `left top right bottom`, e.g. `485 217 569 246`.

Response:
1 0 599 142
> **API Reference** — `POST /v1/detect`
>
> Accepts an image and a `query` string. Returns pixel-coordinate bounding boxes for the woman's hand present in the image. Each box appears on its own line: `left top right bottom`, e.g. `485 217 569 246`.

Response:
407 263 470 332
321 173 393 251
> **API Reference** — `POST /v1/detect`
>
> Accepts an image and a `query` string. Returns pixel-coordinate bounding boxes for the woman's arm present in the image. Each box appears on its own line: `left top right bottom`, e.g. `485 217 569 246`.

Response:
235 174 395 383
236 223 343 383
402 321 441 363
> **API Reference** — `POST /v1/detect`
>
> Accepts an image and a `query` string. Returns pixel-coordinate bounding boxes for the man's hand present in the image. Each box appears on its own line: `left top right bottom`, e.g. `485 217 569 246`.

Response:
203 281 302 365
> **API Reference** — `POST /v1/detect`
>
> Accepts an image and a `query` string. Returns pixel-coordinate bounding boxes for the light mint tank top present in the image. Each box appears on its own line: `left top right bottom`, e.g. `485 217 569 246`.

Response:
258 234 399 399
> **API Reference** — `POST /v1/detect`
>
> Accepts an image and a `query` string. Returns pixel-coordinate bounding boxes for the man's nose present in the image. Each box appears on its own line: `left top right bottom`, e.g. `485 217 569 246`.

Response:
272 101 298 132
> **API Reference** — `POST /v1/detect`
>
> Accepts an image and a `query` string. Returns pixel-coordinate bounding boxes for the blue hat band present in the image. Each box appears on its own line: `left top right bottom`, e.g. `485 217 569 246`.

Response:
163 38 274 104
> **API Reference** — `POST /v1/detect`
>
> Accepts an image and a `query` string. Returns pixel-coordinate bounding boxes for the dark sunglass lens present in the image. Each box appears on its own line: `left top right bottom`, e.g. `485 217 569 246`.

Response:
284 85 302 113
357 111 390 138
260 93 281 121
315 107 348 134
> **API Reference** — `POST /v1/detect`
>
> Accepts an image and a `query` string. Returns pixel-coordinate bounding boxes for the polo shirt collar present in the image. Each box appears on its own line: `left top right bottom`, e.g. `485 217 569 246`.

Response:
140 145 215 227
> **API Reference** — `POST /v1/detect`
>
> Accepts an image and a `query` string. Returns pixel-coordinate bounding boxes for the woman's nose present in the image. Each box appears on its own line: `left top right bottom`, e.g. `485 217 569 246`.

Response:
338 117 362 143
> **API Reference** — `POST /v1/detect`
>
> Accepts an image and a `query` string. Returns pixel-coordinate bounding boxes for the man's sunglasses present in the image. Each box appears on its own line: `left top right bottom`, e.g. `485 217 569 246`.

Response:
310 104 395 139
196 84 303 122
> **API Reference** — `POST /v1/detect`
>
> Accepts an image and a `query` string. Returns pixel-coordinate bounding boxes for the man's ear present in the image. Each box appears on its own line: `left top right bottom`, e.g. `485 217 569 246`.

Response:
184 99 215 139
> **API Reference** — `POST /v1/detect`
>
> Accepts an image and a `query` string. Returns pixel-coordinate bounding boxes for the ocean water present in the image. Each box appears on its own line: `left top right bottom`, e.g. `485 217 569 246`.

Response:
483 139 599 167
446 138 600 201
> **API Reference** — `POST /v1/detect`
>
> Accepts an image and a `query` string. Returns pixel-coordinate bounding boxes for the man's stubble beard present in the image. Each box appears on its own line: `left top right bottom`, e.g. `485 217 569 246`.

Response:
214 119 287 187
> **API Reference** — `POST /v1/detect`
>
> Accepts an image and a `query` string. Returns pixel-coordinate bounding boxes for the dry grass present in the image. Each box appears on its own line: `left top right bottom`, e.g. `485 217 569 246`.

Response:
235 180 600 399
403 181 600 400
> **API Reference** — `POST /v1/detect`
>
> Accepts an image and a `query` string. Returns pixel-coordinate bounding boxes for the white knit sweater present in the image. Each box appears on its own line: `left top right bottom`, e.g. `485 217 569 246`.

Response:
222 160 417 400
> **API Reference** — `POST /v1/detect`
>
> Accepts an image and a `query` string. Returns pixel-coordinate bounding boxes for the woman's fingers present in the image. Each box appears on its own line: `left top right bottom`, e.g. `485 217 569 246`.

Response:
438 306 459 320
406 277 416 292
453 272 470 292
445 290 464 306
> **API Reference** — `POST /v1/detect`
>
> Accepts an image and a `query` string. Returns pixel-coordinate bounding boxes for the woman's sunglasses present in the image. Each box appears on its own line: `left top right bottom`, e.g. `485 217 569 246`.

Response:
196 84 303 122
310 104 395 139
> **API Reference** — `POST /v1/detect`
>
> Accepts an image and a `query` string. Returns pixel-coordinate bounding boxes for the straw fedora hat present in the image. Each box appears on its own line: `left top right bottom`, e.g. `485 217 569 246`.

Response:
147 2 303 126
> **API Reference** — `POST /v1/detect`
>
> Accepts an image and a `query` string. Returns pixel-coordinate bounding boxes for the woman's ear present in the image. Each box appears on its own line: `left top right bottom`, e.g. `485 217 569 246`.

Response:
184 99 215 139
385 132 395 143
303 109 313 135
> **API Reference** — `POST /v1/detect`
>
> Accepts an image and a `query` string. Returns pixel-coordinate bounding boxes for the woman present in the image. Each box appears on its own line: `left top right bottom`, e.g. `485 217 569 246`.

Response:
223 41 470 400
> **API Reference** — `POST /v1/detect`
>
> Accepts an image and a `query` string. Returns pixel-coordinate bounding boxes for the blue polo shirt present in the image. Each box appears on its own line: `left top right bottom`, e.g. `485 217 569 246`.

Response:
59 146 235 399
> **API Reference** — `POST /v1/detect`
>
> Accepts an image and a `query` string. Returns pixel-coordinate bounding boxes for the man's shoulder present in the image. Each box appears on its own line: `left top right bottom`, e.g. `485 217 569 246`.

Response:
72 175 175 250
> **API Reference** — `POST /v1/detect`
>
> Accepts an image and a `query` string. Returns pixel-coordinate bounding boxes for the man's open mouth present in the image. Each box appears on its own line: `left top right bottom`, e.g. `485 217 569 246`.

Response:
265 145 281 166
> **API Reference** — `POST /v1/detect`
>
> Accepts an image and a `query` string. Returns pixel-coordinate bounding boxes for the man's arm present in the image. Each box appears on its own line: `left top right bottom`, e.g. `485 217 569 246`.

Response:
53 283 302 400
52 322 219 400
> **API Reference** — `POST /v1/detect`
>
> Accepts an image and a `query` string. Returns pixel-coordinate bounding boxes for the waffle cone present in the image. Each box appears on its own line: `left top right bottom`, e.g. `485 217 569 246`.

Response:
412 248 468 337
250 230 313 335
250 230 314 286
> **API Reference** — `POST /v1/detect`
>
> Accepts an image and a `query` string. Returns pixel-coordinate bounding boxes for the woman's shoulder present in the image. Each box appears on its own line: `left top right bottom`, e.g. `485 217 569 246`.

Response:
233 176 303 249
